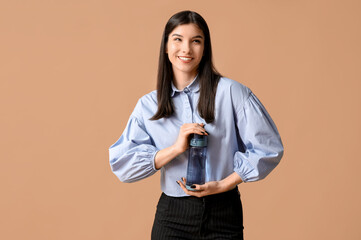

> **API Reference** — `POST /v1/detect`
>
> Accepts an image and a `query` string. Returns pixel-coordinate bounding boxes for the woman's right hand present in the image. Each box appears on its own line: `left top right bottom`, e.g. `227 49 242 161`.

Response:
173 123 208 155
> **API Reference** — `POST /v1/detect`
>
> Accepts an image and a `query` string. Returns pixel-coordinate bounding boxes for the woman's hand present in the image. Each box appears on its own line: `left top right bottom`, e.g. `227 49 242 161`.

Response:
172 123 208 154
177 177 224 197
177 173 243 197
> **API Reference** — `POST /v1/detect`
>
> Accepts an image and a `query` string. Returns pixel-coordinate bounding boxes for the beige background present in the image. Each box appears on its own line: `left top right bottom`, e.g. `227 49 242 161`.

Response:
1 0 360 239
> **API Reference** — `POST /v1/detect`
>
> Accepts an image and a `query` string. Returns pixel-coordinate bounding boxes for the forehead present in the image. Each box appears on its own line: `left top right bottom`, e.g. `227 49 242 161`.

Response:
169 23 204 37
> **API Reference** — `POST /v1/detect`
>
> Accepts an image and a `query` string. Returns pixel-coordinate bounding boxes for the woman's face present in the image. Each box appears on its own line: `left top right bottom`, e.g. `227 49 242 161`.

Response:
166 23 205 78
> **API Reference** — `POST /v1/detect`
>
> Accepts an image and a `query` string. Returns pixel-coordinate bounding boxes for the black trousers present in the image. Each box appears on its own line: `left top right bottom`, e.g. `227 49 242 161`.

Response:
151 187 244 240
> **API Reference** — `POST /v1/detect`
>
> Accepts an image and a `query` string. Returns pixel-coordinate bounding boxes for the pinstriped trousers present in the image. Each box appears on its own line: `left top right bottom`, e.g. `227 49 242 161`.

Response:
151 187 244 240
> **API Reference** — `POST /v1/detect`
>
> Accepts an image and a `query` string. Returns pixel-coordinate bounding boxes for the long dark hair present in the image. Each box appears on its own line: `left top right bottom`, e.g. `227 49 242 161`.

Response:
150 10 221 123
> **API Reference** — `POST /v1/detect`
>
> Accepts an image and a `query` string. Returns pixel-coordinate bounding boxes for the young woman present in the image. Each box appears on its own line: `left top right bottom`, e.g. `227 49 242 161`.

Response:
109 10 283 240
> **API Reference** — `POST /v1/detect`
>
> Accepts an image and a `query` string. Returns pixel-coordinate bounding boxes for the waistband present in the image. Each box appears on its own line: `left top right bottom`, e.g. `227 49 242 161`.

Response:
162 187 240 204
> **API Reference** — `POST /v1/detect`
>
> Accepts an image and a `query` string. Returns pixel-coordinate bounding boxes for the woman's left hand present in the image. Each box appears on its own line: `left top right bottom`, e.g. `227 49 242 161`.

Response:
177 178 226 197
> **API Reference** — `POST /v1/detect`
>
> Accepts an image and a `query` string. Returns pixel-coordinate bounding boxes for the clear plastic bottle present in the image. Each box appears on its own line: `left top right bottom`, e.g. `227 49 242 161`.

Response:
186 134 207 191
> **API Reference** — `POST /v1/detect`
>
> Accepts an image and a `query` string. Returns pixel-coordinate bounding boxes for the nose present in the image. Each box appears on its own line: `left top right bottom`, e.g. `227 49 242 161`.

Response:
181 41 191 54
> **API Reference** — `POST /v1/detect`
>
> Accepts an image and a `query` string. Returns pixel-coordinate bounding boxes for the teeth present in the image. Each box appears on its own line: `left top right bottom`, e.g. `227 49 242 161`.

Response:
179 57 192 61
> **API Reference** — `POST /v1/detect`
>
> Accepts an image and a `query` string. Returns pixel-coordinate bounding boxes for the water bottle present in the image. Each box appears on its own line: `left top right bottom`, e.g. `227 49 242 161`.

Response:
186 133 207 191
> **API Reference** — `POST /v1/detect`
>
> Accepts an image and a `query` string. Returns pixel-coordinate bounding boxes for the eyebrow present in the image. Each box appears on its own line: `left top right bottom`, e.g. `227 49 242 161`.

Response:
171 34 203 39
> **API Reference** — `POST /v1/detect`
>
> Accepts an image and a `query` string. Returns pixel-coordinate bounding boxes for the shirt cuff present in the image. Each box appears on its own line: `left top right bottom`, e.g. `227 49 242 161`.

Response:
233 153 257 183
151 150 160 171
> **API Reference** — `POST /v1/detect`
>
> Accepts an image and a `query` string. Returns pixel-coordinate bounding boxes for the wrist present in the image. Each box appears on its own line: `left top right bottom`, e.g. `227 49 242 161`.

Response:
171 144 183 156
218 179 232 192
219 172 243 192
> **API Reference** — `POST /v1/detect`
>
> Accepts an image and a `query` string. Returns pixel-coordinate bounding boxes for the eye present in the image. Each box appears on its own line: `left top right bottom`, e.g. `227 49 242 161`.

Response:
174 38 182 41
193 39 201 44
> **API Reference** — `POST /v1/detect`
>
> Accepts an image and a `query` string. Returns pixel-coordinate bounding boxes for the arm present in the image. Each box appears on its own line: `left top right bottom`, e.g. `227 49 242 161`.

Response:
154 123 208 169
232 92 284 183
109 110 208 182
109 115 159 183
178 90 283 197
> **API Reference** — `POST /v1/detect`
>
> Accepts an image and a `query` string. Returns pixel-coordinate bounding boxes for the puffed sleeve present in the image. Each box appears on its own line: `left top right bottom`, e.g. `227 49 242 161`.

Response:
109 103 159 183
233 92 284 182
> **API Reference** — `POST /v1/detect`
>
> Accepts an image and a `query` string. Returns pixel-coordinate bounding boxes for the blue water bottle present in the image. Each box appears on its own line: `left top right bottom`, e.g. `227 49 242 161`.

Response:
186 133 207 191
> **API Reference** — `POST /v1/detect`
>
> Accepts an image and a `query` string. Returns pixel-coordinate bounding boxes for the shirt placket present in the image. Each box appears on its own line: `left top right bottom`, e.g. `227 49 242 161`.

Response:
181 88 193 123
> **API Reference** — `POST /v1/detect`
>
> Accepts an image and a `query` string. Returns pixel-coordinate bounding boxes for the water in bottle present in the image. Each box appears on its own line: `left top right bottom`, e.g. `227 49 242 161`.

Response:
186 133 207 191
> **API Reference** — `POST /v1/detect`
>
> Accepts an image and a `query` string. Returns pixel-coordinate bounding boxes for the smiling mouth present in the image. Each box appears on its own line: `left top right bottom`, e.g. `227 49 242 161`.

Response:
178 56 193 62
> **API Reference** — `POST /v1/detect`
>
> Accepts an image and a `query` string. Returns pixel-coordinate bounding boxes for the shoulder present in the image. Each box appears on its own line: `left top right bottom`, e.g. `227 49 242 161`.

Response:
217 77 252 101
131 90 158 119
138 90 157 106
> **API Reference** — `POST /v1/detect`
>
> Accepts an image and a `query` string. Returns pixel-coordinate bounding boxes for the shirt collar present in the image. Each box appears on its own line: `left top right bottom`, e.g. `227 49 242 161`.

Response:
170 74 200 97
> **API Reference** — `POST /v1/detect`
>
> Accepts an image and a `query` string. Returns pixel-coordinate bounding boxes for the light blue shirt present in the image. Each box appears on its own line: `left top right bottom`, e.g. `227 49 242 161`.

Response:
109 76 283 197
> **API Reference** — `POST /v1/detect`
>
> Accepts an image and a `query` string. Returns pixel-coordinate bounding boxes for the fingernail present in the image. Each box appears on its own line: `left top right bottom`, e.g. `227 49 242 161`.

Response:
191 185 196 188
176 181 180 185
205 131 209 135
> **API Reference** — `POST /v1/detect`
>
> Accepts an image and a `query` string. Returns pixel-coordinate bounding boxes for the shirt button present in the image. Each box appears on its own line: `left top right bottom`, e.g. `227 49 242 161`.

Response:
184 88 190 93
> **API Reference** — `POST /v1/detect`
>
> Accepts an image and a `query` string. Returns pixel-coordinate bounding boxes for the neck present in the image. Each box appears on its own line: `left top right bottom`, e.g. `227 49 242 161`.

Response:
172 71 197 90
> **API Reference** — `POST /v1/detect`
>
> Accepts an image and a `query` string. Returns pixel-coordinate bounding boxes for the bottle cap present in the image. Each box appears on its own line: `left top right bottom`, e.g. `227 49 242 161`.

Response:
190 134 207 147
